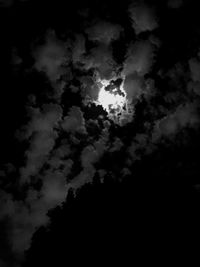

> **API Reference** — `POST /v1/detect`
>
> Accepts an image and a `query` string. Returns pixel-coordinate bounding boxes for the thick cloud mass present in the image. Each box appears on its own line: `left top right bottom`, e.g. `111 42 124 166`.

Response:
0 0 200 266
128 1 158 34
123 40 157 76
62 106 87 134
20 104 63 182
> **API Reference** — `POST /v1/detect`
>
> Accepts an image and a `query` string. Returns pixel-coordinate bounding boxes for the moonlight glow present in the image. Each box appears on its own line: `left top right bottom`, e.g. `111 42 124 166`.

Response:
96 78 127 112
92 76 134 125
98 85 127 113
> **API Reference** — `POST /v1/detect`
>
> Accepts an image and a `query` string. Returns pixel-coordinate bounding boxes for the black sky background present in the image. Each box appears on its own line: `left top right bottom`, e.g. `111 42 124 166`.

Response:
1 0 200 266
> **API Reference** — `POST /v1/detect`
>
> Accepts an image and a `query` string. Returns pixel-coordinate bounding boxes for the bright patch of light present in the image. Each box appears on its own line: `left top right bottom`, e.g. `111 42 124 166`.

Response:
98 85 126 113
93 76 134 125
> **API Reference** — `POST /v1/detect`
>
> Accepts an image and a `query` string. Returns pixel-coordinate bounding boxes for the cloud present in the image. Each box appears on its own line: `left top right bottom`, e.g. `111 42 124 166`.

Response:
67 166 96 192
128 1 158 34
40 171 69 207
189 57 200 83
187 55 200 96
20 104 62 183
62 106 87 134
0 191 36 258
72 34 86 65
33 31 70 84
47 146 72 170
68 126 109 192
80 44 117 80
81 145 99 169
128 133 149 162
80 127 109 170
123 73 145 100
188 81 200 96
127 99 200 165
122 40 156 77
85 20 123 45
109 137 123 153
152 101 200 141
0 141 73 265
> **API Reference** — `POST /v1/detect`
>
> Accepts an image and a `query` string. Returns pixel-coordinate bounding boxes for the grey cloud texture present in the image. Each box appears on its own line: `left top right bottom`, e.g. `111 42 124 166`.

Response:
187 55 200 96
0 114 73 265
0 101 73 263
109 137 123 153
85 20 123 45
122 40 156 77
20 104 62 183
0 170 69 260
69 127 109 191
33 31 70 84
128 1 158 34
82 44 118 80
72 34 86 65
127 100 200 165
189 57 200 83
122 40 157 103
128 133 149 162
123 73 145 100
152 101 200 142
62 106 87 134
2 1 200 266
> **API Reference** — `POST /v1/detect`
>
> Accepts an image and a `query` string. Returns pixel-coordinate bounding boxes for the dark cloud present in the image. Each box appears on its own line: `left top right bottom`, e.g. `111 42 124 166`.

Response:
0 121 73 265
109 137 123 152
68 126 109 191
123 73 145 100
128 133 149 162
62 106 87 134
81 44 118 80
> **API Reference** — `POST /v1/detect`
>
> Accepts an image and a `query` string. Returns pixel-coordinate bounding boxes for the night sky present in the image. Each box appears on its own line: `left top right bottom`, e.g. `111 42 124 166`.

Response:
1 0 200 266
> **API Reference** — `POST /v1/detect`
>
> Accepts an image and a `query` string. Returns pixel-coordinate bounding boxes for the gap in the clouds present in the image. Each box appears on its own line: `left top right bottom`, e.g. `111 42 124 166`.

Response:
82 102 107 121
21 70 56 104
129 127 200 184
61 89 83 115
0 66 33 180
155 1 200 70
85 119 102 139
107 98 150 144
